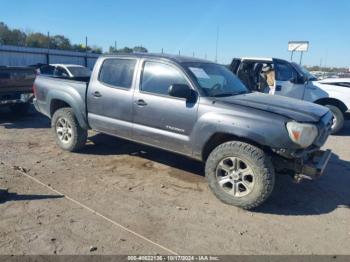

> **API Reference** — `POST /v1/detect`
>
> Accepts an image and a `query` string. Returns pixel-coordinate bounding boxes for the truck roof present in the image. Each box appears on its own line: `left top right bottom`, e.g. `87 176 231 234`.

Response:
50 64 86 67
241 57 273 62
101 53 214 64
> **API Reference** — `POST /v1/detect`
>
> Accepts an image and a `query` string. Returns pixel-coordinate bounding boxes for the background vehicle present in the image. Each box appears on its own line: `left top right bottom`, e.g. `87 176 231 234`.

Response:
36 64 91 78
230 57 350 134
318 78 350 87
0 66 36 114
33 54 332 210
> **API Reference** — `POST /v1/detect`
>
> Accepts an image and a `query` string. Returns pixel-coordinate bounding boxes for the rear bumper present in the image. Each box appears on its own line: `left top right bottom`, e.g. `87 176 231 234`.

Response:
0 93 33 106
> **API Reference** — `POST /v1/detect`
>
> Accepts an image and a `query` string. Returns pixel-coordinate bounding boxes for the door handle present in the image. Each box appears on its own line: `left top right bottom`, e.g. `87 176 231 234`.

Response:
135 99 147 106
275 85 282 91
92 91 102 98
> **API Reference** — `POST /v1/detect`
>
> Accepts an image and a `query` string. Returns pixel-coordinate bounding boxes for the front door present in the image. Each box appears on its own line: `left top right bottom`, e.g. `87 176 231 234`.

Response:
133 60 198 155
87 58 138 139
273 60 305 99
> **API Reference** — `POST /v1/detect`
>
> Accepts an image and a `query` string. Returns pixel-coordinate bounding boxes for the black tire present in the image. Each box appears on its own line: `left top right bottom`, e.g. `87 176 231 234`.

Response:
51 107 87 152
205 141 275 210
9 103 30 115
326 105 344 134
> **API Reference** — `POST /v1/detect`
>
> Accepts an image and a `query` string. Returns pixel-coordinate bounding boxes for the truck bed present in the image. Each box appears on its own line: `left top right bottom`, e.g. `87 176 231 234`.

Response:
34 75 89 126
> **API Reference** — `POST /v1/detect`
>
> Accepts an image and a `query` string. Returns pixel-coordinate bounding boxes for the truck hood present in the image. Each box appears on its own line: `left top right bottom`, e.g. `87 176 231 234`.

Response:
214 92 329 122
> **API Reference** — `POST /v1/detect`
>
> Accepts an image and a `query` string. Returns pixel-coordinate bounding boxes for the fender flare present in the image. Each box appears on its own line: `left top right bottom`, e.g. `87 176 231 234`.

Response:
48 91 88 129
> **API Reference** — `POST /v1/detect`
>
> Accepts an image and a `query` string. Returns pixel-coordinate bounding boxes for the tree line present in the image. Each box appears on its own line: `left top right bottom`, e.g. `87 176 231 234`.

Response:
305 65 349 73
0 21 148 54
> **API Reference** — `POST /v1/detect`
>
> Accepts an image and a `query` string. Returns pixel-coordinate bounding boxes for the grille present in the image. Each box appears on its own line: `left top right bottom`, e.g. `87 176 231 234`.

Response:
314 112 333 147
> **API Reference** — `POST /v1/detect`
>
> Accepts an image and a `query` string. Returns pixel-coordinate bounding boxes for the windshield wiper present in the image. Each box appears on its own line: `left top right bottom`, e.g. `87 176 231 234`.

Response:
212 91 247 97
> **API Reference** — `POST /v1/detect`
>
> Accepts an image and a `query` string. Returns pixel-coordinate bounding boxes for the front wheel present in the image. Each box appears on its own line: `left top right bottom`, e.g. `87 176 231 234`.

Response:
51 108 87 152
326 105 344 134
205 141 275 210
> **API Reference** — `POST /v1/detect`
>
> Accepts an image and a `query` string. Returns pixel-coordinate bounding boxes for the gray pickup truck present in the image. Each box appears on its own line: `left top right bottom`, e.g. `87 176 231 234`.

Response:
33 53 333 209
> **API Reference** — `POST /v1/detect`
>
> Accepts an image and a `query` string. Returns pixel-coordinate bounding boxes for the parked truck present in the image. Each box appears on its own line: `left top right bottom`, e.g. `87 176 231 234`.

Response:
230 57 350 134
0 66 36 114
33 54 333 209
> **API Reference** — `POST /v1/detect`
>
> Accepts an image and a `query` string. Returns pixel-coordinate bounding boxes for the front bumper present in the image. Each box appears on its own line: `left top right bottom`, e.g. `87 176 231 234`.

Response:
301 149 332 178
273 149 332 179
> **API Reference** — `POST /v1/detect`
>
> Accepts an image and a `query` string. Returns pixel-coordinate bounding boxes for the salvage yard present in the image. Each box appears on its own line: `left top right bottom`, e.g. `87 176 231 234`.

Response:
0 107 349 255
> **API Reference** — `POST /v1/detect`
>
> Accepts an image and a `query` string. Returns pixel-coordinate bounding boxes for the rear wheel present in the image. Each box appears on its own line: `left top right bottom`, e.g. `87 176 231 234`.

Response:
326 105 344 134
10 103 30 115
51 108 87 152
205 141 275 210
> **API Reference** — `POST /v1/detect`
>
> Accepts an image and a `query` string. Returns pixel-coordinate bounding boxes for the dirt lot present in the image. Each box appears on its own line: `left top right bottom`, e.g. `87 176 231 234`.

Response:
0 106 349 255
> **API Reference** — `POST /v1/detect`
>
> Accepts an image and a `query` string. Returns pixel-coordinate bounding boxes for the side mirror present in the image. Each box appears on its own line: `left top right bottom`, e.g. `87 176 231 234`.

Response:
168 84 192 99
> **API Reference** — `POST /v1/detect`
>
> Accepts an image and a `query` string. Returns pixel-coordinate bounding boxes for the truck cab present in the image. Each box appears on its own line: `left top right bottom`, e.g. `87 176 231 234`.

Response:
230 57 349 133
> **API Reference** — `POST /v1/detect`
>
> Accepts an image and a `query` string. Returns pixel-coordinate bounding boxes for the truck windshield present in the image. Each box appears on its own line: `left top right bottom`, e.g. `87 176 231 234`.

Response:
67 66 92 77
183 62 249 97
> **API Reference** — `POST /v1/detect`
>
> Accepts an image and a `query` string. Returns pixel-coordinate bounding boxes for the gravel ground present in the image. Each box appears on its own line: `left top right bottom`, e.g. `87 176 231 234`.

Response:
0 106 349 255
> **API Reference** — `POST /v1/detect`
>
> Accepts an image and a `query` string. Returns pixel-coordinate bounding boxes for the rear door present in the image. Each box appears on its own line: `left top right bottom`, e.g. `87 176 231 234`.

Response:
87 58 138 139
132 60 198 155
229 58 241 74
273 59 305 99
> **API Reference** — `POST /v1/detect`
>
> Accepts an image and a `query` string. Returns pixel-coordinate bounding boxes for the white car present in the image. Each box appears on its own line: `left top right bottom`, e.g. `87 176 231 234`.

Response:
38 64 91 78
230 57 350 133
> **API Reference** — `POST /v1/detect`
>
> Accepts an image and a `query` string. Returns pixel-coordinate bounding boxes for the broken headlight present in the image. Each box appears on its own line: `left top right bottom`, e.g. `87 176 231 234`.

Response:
286 122 318 148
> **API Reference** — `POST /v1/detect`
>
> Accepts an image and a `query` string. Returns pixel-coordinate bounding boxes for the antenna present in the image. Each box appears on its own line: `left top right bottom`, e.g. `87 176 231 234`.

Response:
215 26 220 63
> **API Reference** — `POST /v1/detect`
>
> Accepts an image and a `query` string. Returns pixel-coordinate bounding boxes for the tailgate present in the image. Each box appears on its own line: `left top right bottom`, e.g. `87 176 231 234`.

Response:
0 68 36 94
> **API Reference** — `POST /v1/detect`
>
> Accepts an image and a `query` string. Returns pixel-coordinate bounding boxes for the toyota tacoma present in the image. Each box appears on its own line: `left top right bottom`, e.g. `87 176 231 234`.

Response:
33 54 333 209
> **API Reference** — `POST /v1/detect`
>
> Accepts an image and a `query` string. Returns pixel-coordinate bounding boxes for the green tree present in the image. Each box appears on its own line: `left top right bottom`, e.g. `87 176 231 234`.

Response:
25 32 49 48
109 46 117 54
133 46 148 53
50 35 71 50
0 22 26 45
118 47 133 53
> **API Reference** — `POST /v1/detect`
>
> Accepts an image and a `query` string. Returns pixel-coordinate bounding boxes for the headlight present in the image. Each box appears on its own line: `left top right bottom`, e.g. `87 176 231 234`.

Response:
286 122 318 148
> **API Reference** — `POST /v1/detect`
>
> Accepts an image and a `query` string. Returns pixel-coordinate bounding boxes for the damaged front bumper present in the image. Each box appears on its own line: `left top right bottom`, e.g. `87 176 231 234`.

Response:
300 149 332 178
274 149 332 180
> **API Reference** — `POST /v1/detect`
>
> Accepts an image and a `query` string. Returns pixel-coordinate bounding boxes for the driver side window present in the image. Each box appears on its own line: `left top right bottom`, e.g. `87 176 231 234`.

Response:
275 62 296 81
141 61 188 96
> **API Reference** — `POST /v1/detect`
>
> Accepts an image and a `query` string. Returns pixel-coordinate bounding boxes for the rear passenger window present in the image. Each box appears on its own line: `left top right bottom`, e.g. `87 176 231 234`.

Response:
99 59 136 88
141 61 188 95
40 66 55 75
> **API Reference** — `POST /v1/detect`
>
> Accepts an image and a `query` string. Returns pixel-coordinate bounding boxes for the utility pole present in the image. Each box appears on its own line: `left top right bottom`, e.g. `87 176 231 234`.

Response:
47 32 50 64
215 26 220 63
85 36 88 67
